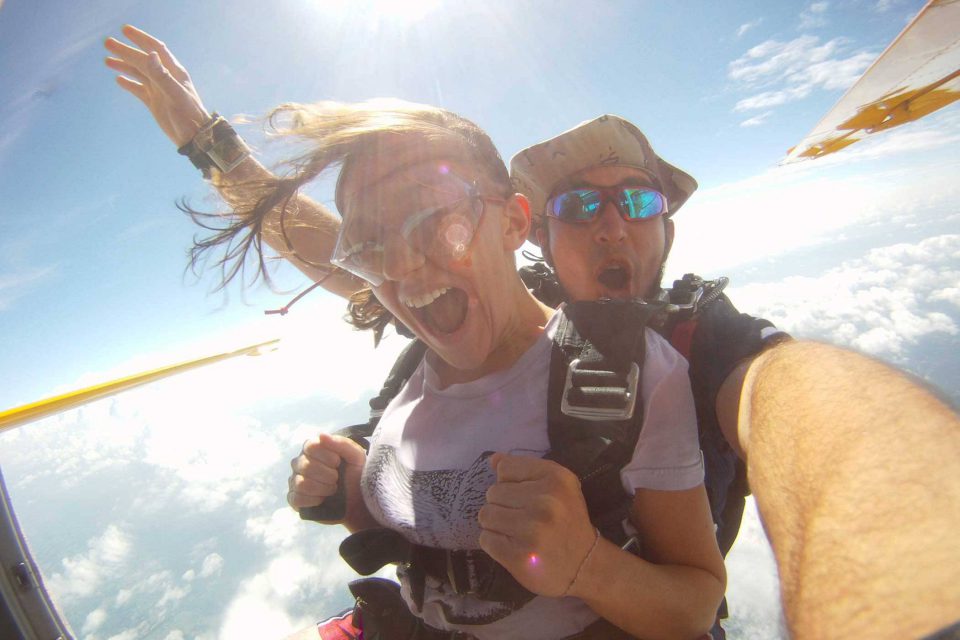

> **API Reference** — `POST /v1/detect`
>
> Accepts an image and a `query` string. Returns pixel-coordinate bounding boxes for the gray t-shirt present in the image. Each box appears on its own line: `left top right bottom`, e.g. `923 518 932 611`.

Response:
361 309 704 639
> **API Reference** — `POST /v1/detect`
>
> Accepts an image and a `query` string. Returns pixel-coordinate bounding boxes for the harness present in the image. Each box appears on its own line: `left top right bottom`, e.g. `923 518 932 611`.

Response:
301 269 729 638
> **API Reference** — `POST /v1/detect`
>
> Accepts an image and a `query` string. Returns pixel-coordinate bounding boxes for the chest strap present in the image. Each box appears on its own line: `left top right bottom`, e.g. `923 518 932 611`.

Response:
340 528 535 611
349 577 639 640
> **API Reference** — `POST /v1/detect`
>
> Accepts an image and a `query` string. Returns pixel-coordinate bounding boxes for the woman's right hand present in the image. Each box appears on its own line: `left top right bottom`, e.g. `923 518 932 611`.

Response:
288 433 369 528
104 25 212 148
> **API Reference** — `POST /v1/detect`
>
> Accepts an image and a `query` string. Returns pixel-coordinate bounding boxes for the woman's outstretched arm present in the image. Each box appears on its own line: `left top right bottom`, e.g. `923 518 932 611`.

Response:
104 25 362 298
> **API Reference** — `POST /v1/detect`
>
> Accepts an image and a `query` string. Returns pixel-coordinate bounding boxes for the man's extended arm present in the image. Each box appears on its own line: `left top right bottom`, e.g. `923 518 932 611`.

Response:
737 340 960 639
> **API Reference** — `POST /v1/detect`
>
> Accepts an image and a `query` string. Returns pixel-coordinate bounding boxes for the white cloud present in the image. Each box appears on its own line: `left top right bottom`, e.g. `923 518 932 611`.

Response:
82 607 108 634
729 35 875 113
873 0 906 12
47 524 132 602
157 584 191 608
200 553 225 578
737 18 763 38
725 498 788 638
246 508 303 549
931 288 960 308
217 564 314 640
740 111 774 128
105 629 140 640
163 632 186 640
799 1 830 29
727 235 960 359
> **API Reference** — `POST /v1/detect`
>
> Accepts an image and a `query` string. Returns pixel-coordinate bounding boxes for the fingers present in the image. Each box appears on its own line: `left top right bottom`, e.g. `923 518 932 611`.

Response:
120 24 189 82
287 433 367 512
478 528 526 567
485 479 550 510
104 36 150 67
491 453 573 484
114 76 149 103
103 34 179 93
315 433 367 467
287 472 338 510
105 56 146 82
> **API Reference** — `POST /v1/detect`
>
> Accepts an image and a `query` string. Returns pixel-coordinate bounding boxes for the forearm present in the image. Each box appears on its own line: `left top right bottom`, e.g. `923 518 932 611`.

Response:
571 539 724 639
739 340 960 638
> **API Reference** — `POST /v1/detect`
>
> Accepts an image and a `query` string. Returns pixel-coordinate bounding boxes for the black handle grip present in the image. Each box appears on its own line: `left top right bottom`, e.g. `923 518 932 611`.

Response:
299 459 348 523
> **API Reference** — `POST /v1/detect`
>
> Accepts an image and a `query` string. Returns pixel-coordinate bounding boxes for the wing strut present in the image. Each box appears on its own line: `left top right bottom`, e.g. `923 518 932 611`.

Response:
0 339 280 433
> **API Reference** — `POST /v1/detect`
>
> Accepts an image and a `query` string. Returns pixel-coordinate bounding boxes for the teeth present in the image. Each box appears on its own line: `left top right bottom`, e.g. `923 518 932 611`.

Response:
403 287 449 309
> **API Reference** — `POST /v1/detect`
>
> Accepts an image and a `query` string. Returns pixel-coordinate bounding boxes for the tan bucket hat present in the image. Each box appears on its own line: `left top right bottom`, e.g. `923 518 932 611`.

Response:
509 115 698 244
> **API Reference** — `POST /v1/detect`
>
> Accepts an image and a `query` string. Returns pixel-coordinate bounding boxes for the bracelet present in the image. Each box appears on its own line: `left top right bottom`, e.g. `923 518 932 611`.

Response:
178 113 250 179
562 528 600 597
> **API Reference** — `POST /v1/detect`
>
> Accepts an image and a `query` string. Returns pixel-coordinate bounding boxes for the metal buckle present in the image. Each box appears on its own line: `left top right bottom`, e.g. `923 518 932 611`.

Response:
560 359 640 421
664 282 704 314
445 550 474 595
621 536 640 555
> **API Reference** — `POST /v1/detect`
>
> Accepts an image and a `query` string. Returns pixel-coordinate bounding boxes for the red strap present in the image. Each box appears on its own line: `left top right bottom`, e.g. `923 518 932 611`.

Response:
670 319 697 360
316 609 360 639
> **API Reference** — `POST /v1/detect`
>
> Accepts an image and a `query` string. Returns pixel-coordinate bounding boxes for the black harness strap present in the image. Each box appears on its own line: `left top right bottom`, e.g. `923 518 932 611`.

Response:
339 528 535 610
548 301 663 543
349 576 637 640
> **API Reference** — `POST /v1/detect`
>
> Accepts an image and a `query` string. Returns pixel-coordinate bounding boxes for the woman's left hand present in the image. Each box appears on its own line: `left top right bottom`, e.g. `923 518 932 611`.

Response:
478 453 598 598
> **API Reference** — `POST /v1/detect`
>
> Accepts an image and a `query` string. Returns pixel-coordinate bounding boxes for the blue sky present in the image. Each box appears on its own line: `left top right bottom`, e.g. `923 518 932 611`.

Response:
0 0 947 410
1 1 959 638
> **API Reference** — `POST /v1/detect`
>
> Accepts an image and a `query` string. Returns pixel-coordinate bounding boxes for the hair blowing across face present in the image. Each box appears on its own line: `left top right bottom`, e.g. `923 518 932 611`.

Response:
181 99 511 336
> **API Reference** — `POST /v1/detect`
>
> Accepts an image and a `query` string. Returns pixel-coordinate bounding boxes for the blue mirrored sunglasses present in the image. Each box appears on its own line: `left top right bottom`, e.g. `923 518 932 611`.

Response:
546 187 668 224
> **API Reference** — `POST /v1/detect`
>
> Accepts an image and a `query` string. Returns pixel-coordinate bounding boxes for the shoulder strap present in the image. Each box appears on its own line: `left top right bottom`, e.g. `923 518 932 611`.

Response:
368 339 429 420
546 300 664 540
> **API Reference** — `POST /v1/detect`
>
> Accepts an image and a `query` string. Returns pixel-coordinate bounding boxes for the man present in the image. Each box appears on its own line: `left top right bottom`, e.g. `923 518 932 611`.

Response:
509 115 960 639
510 115 778 566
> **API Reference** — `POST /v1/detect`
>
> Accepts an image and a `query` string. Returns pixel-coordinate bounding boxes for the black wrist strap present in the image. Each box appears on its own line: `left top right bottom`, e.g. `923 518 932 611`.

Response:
178 113 248 179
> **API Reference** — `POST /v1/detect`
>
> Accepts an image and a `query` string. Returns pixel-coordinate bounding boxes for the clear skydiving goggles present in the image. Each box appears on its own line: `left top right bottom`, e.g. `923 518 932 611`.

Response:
331 166 506 287
545 186 668 224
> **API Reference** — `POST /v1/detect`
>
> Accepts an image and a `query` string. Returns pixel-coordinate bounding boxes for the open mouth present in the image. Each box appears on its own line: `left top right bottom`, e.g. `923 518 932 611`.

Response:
597 265 631 291
406 287 469 335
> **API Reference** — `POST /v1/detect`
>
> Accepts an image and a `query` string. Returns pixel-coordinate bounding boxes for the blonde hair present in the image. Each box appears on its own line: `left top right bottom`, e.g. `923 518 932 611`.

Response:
182 99 510 332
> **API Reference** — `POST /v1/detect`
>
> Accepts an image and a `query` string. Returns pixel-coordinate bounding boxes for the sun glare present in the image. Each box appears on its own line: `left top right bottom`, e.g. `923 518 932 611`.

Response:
318 0 444 26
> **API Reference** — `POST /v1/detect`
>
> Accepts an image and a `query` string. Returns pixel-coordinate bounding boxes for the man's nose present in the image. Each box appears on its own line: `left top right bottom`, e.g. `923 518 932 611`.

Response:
380 235 427 281
593 200 627 244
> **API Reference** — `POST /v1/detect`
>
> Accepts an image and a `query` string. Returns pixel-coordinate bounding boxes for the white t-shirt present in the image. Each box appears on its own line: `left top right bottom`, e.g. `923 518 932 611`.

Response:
360 309 703 639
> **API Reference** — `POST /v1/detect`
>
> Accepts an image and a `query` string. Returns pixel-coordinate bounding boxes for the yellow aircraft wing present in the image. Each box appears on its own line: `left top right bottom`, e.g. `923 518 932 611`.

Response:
784 0 960 163
0 339 279 433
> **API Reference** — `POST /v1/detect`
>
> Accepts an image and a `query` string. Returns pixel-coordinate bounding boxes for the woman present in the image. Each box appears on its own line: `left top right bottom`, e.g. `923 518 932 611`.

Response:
106 26 725 639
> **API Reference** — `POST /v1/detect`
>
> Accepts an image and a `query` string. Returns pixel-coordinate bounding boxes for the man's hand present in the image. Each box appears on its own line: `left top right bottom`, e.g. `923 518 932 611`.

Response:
104 25 211 147
478 453 598 598
288 433 367 528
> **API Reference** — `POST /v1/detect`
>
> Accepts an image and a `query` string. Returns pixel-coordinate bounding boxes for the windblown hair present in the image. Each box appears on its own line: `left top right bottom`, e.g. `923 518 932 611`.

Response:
182 98 511 335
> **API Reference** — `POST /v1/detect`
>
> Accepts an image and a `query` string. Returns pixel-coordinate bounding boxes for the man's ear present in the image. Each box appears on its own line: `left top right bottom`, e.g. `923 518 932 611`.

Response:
501 193 531 251
663 217 675 260
535 225 554 267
